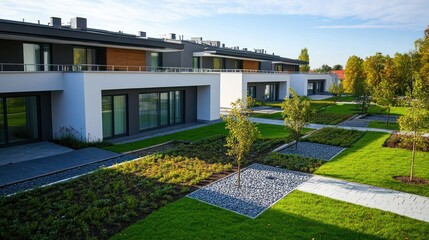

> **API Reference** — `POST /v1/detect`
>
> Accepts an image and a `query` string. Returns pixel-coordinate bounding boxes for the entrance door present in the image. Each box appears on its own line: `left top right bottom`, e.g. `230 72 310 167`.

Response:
0 96 40 146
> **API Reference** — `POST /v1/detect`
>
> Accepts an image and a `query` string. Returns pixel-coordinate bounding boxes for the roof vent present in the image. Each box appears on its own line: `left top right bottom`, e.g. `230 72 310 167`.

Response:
50 17 61 27
168 33 176 40
202 40 221 47
138 31 147 37
243 48 248 51
222 43 226 48
191 37 203 44
71 17 87 30
233 46 240 50
255 49 265 54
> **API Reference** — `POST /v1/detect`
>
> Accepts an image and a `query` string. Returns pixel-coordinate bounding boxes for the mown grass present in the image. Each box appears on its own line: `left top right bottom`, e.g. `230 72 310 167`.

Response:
367 121 400 130
113 191 429 240
315 132 429 197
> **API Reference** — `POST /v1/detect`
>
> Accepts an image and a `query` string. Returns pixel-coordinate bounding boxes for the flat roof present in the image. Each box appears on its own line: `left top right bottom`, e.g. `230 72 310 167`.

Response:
0 19 183 51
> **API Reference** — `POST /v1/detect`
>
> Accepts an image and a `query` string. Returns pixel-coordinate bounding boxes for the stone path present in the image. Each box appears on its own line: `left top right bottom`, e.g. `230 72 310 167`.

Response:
297 175 429 223
250 117 394 133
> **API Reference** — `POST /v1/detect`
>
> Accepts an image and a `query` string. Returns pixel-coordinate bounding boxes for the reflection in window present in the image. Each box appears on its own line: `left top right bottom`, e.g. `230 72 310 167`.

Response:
74 47 96 70
213 57 224 70
102 95 127 139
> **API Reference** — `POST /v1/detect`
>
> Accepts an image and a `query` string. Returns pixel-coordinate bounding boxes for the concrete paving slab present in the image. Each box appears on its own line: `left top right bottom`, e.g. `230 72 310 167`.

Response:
0 141 73 165
0 147 119 186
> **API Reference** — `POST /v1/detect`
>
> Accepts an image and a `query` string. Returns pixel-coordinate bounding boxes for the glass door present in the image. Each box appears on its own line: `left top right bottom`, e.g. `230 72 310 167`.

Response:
160 92 169 126
102 95 127 139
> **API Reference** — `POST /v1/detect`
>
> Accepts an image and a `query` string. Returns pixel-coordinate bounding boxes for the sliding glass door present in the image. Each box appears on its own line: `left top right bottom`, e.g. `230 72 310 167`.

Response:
102 95 127 139
139 91 184 131
0 96 40 146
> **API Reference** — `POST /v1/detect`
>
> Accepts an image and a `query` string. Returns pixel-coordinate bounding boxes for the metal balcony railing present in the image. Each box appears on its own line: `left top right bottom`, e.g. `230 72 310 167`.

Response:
0 63 335 75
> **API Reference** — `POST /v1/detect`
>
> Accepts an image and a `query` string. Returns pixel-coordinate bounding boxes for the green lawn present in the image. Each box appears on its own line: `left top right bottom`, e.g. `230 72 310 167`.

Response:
367 121 400 130
103 122 293 153
315 132 429 197
113 191 429 240
322 95 356 102
251 112 282 120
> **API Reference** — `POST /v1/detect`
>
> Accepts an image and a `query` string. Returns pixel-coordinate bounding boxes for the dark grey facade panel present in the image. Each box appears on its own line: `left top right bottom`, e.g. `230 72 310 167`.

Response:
0 39 23 70
51 44 73 65
102 86 197 137
260 61 272 71
202 57 214 69
0 20 184 50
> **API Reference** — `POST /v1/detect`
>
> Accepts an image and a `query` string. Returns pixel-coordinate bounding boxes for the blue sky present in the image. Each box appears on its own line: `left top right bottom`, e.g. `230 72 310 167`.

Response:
1 0 427 68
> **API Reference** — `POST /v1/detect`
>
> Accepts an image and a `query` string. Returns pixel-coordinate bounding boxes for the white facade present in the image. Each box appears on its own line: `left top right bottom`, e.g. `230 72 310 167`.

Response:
220 72 290 109
289 73 338 96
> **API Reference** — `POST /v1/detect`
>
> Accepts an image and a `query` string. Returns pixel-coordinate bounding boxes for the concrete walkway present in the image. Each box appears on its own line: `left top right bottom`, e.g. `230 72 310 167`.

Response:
0 147 120 187
0 141 73 165
250 117 394 133
297 175 429 222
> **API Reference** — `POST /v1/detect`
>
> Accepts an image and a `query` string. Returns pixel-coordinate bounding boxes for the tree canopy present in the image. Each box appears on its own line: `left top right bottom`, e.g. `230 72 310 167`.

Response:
298 48 310 72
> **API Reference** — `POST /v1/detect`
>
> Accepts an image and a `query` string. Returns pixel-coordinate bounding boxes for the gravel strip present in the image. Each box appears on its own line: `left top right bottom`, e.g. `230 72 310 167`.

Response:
278 142 345 161
362 114 398 122
338 119 370 127
188 163 311 218
0 154 138 196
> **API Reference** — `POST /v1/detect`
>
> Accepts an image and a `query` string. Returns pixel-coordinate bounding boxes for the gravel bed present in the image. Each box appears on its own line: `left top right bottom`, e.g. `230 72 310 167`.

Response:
0 154 137 196
279 142 345 161
188 163 311 218
338 119 370 127
362 114 398 122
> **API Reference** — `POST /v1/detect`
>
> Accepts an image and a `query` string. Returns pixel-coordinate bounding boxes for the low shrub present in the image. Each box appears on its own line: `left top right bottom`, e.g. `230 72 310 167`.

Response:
303 127 364 147
53 126 112 149
384 133 429 152
263 152 324 173
309 112 352 125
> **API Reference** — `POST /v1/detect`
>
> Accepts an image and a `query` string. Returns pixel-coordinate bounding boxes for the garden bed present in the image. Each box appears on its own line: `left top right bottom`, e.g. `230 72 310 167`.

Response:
278 142 345 161
303 127 364 147
384 133 429 152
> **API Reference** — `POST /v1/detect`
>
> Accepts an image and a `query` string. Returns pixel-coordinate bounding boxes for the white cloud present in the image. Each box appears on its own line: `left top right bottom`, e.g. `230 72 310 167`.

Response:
0 0 427 35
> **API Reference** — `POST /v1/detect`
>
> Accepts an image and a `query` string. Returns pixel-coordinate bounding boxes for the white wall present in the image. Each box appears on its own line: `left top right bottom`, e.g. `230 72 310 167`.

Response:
290 73 338 96
242 73 290 100
52 72 221 140
219 73 244 109
0 72 63 93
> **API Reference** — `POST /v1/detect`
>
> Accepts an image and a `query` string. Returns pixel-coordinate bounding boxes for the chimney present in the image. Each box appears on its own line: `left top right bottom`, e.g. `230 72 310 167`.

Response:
169 33 176 40
71 17 87 30
222 43 225 48
138 31 147 37
50 17 61 27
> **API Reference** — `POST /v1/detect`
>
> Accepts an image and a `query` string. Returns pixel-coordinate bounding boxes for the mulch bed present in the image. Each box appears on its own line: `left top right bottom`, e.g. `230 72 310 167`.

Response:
394 176 429 185
384 133 429 152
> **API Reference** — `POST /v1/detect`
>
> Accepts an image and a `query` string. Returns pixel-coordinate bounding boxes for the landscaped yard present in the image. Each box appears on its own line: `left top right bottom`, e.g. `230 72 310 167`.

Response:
113 191 429 240
315 131 429 197
367 121 400 130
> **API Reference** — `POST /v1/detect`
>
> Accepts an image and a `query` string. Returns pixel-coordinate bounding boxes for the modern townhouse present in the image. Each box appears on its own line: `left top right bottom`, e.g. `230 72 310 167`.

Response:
0 17 337 147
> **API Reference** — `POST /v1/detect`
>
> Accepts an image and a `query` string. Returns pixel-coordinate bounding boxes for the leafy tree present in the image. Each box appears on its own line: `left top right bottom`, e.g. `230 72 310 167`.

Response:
329 82 344 103
223 99 259 188
246 95 257 108
364 52 385 89
393 53 412 95
417 27 429 96
398 76 429 181
374 79 395 125
298 48 310 72
332 64 343 70
313 64 332 73
343 56 368 113
281 89 310 149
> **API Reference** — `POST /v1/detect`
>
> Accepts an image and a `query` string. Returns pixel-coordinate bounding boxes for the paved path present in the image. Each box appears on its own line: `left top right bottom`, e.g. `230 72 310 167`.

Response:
250 117 394 133
297 175 429 222
0 141 73 165
0 147 119 187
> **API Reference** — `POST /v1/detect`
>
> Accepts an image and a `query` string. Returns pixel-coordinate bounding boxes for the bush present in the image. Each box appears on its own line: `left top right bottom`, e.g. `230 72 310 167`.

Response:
263 152 324 173
303 127 364 147
309 112 353 125
384 133 429 152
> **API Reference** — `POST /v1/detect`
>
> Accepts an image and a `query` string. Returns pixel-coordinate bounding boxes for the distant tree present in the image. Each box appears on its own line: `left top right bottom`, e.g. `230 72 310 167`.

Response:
223 99 259 188
332 64 343 70
374 79 396 125
281 89 310 149
364 52 385 89
343 56 368 113
298 48 310 72
417 27 429 95
318 64 332 73
393 53 413 95
329 82 344 103
398 75 429 182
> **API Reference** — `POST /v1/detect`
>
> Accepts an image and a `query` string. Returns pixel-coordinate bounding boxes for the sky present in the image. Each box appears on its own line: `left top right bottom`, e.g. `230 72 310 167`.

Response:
1 0 427 68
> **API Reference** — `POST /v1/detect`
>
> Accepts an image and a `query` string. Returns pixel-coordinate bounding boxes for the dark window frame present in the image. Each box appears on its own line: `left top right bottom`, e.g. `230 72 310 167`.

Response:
102 94 128 140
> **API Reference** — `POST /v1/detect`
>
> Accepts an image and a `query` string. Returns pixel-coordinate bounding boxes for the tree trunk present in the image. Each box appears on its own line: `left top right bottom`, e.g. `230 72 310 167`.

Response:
410 132 416 182
386 107 390 126
237 160 241 188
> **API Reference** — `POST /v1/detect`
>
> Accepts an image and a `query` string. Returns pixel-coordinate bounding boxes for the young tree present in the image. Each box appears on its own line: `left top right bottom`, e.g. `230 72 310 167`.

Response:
343 55 368 113
398 76 429 181
298 48 310 72
364 52 385 89
281 88 310 149
329 82 344 103
223 99 259 188
374 79 395 125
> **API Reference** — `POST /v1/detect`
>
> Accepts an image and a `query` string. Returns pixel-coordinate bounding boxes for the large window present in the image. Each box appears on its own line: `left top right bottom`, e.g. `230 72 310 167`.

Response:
213 57 224 70
0 96 39 145
192 57 200 69
139 91 184 131
23 43 50 71
151 52 162 70
102 95 127 139
73 47 96 70
264 84 278 101
247 86 256 98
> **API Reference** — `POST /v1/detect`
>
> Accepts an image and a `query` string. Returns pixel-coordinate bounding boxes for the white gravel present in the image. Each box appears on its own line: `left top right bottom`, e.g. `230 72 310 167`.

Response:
188 163 311 218
279 142 346 161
